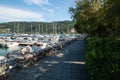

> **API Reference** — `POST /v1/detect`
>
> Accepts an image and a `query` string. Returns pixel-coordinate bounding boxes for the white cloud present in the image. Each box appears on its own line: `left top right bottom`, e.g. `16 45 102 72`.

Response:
41 6 54 15
24 0 62 16
25 0 50 5
0 6 45 22
25 0 55 15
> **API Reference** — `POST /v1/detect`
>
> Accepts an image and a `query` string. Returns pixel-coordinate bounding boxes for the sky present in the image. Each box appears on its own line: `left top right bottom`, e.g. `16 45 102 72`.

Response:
0 0 75 23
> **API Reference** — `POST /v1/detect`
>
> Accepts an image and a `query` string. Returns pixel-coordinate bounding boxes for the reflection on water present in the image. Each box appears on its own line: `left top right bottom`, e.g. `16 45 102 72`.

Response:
0 46 22 56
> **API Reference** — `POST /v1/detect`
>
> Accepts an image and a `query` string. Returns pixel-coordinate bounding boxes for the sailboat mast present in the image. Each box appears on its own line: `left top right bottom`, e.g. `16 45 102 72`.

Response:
55 22 57 35
42 25 43 34
31 24 32 33
46 25 47 34
22 26 24 33
36 25 37 33
38 24 40 34
14 22 15 33
17 22 19 33
53 22 54 34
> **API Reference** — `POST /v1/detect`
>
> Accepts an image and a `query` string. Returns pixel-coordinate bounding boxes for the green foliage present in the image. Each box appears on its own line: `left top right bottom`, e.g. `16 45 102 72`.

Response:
70 1 120 79
69 0 120 37
0 21 74 34
86 37 120 80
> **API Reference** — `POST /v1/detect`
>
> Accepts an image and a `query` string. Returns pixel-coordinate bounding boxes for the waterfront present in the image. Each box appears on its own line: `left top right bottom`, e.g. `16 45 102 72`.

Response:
0 33 87 80
7 40 89 80
0 46 22 56
0 33 79 56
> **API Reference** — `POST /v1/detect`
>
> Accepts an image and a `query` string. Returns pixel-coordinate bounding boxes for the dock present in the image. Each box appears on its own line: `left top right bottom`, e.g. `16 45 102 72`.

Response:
19 42 43 46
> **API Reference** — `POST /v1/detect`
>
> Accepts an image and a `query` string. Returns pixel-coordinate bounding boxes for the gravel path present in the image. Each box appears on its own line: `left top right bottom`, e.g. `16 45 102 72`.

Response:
7 40 89 80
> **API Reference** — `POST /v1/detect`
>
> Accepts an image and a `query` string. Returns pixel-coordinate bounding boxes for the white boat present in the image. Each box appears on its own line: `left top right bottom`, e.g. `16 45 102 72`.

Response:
3 42 19 48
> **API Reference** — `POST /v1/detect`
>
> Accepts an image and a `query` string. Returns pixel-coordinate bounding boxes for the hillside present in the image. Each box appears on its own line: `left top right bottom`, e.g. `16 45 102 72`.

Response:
0 21 75 34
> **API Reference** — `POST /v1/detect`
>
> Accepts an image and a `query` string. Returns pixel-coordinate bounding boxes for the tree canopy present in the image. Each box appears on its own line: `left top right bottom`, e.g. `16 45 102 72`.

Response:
69 0 120 37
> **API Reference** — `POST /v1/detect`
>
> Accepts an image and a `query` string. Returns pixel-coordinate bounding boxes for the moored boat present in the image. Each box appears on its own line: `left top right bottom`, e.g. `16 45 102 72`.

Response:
3 42 19 48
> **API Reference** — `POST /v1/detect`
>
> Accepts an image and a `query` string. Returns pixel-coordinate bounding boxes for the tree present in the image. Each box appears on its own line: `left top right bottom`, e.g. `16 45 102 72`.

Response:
69 0 120 37
104 0 120 37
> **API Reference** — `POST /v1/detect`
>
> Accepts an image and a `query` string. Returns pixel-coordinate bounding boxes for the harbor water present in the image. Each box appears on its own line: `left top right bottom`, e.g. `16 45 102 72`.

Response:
0 46 22 56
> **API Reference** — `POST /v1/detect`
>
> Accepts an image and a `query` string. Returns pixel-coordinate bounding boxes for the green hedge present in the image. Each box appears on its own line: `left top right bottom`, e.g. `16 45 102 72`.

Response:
86 37 120 80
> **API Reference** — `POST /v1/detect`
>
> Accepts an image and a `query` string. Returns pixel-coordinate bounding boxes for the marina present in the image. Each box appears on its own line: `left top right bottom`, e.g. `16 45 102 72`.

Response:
0 0 118 79
0 33 84 79
7 39 89 80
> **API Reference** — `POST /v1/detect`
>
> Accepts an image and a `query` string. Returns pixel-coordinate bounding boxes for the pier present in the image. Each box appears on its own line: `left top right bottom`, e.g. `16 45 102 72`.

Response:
19 42 43 46
19 43 33 46
7 39 89 80
19 40 49 47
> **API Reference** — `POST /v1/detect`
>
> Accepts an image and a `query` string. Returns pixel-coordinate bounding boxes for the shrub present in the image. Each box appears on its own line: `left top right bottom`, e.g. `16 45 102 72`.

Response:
86 37 120 80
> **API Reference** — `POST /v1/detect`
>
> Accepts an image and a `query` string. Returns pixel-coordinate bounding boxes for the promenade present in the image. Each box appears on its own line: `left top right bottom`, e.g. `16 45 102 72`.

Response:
8 40 89 80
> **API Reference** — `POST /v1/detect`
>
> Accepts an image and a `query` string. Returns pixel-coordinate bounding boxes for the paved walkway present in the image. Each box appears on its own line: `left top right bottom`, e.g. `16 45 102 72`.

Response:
7 40 89 80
